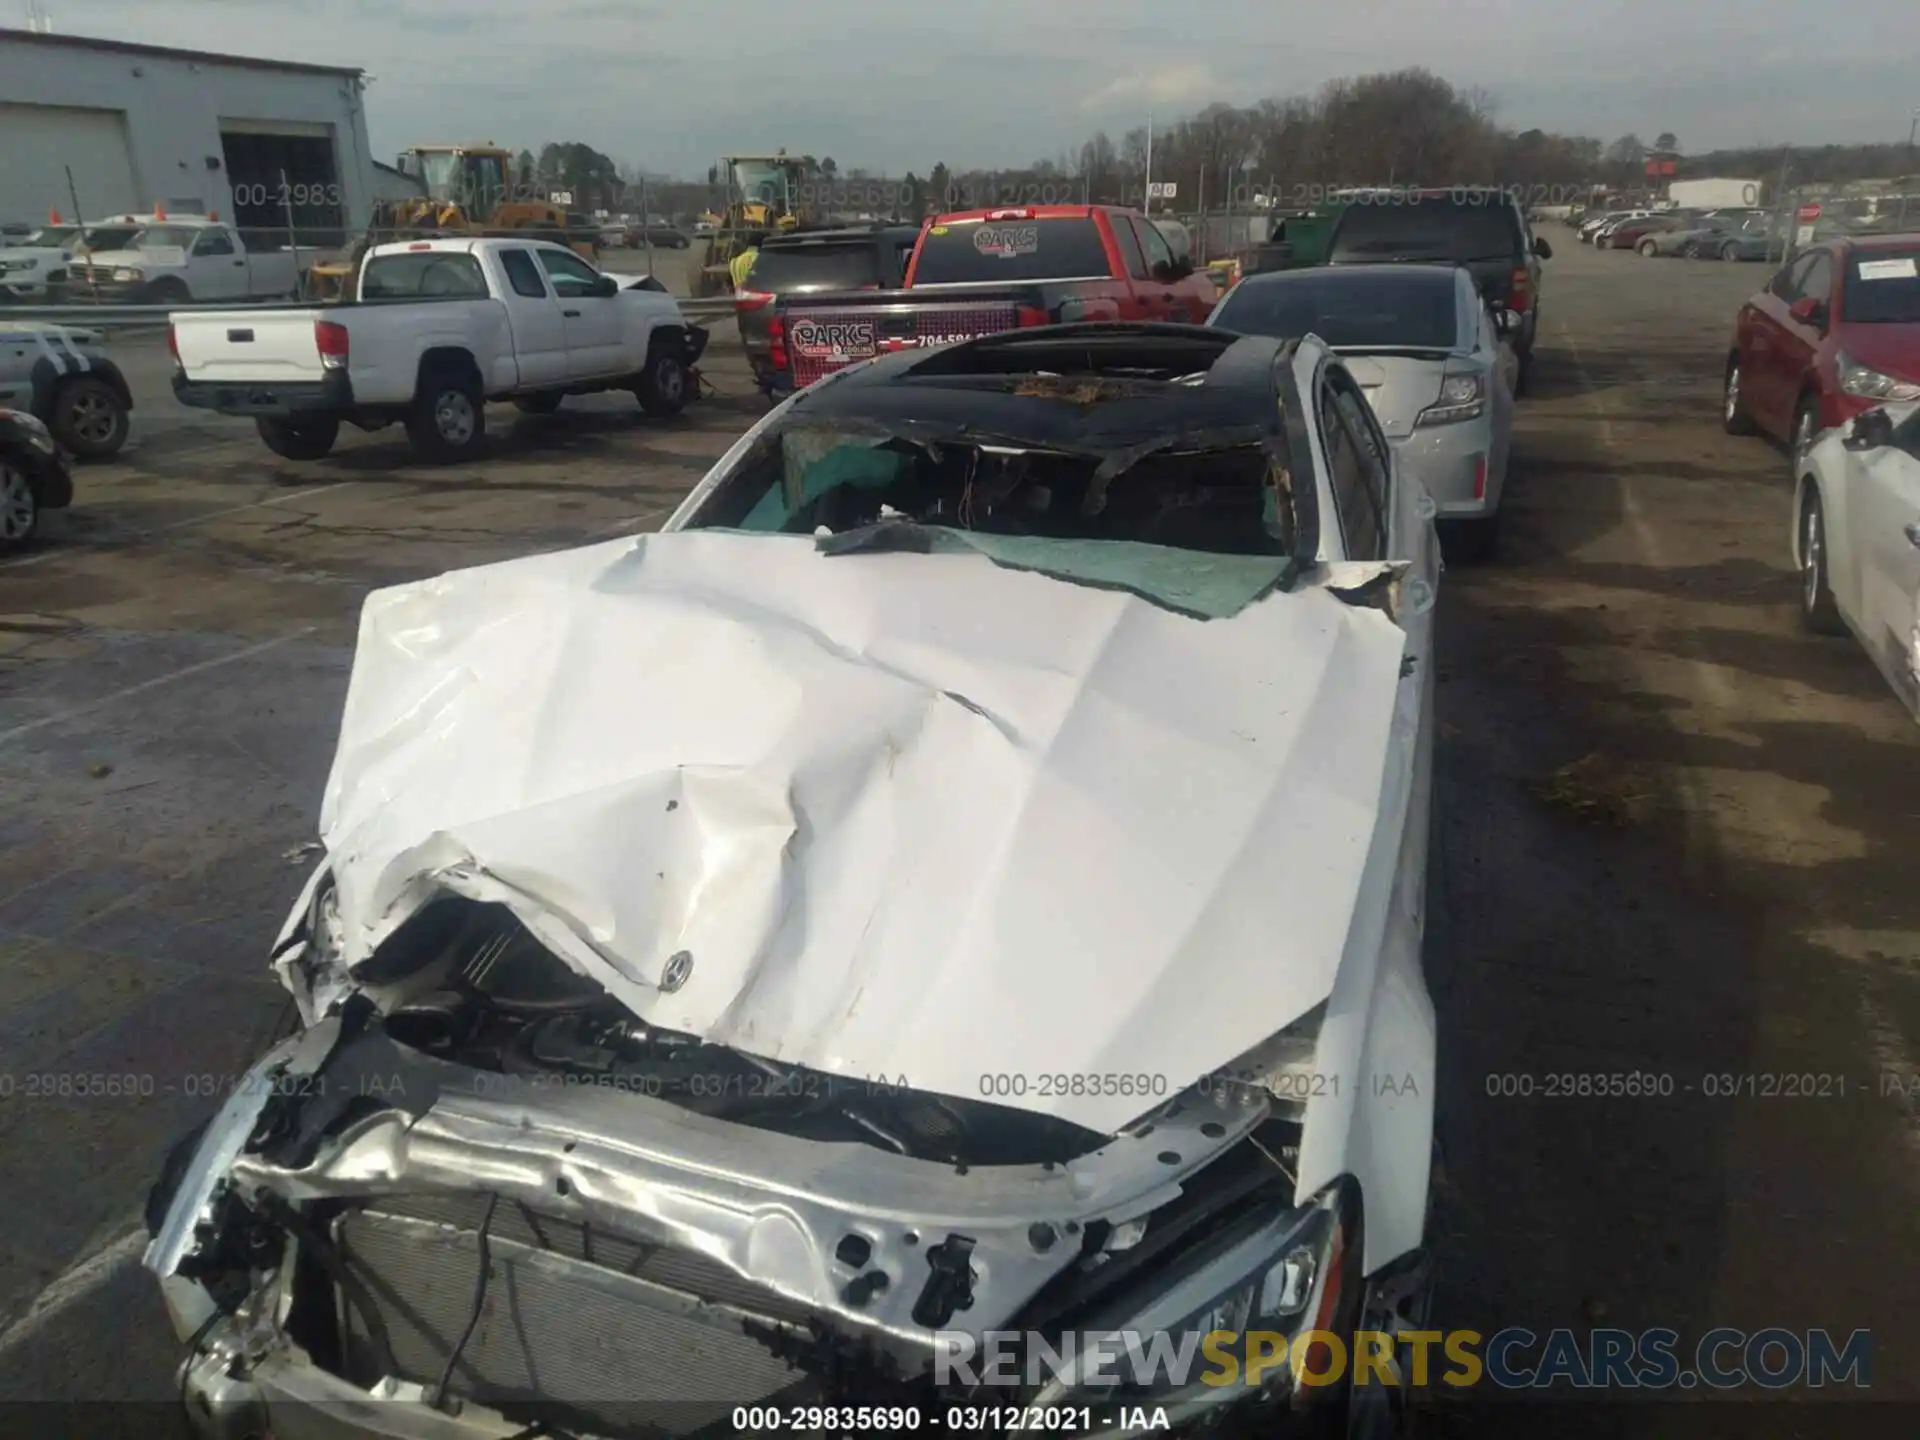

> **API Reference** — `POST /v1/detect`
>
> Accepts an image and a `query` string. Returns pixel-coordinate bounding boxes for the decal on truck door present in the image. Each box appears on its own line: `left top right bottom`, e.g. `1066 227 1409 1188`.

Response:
973 225 1039 258
789 318 878 361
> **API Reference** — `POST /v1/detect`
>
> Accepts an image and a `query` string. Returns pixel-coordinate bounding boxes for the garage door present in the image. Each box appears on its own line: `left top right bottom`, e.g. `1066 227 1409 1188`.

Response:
220 124 345 248
0 103 138 224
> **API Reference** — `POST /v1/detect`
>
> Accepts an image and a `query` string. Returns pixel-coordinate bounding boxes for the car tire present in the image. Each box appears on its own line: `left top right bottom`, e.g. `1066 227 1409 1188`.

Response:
1722 358 1755 435
1638 238 1658 256
1682 241 1700 259
407 370 486 462
513 393 564 415
146 277 191 304
0 453 40 553
636 346 689 417
256 416 339 460
1512 346 1532 398
51 376 129 459
1790 396 1820 477
1798 489 1846 636
1720 241 1739 261
1442 513 1500 565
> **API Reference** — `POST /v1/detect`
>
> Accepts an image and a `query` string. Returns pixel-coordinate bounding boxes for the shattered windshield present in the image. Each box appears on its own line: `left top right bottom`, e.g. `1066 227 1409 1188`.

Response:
682 417 1293 559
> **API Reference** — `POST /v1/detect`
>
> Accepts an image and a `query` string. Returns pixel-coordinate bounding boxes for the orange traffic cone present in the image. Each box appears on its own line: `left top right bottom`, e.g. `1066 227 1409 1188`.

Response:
154 203 167 220
49 208 61 224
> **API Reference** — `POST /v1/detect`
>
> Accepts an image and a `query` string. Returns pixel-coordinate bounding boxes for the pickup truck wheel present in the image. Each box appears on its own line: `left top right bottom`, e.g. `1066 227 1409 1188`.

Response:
146 277 191 304
636 349 689 417
256 416 339 460
52 376 129 459
513 393 564 415
407 373 486 461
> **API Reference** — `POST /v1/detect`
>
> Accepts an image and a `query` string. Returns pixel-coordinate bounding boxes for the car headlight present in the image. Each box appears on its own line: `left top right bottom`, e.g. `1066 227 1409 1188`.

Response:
4 257 38 272
1026 1181 1360 1426
1415 370 1486 427
113 267 144 283
1836 351 1920 403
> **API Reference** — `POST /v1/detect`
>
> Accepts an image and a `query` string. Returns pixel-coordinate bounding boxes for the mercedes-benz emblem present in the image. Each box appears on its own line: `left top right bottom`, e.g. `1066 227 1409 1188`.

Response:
660 950 694 992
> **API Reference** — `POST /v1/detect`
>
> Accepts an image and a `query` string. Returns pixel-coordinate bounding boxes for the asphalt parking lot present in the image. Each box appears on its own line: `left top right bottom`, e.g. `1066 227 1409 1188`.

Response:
1 239 1916 1429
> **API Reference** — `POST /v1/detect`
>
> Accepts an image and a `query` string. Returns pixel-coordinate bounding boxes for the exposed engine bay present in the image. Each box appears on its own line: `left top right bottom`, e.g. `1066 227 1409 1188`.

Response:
353 897 1109 1170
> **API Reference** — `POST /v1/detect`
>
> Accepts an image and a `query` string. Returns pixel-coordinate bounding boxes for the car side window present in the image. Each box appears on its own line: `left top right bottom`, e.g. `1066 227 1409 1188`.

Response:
1335 381 1392 547
499 248 548 298
193 230 233 256
1770 253 1812 300
1110 216 1149 280
1797 253 1834 307
1318 378 1386 561
537 247 602 295
1134 218 1174 275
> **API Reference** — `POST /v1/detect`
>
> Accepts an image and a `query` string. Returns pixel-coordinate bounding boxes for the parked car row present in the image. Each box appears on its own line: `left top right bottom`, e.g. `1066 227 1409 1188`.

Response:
1721 230 1920 721
1576 206 1777 260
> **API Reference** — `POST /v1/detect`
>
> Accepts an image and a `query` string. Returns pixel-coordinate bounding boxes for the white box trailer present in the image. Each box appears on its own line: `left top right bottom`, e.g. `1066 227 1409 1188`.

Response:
1668 177 1765 210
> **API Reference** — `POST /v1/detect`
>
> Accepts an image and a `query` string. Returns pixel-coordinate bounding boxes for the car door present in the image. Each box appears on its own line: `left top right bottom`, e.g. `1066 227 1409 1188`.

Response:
1321 361 1438 928
1745 252 1815 433
537 246 623 376
190 227 247 300
1851 407 1920 714
495 247 570 388
1774 247 1835 431
1109 214 1156 316
1129 218 1179 321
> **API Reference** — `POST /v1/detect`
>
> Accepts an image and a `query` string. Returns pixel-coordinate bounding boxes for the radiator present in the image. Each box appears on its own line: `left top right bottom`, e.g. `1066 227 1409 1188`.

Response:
334 1192 813 1436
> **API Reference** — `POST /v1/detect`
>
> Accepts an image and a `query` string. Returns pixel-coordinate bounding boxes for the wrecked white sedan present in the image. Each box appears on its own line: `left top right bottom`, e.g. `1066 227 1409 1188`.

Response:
145 323 1444 1439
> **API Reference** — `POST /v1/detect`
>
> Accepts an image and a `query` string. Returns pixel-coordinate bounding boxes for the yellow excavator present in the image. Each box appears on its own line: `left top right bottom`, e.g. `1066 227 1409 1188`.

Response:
307 145 597 300
696 152 813 298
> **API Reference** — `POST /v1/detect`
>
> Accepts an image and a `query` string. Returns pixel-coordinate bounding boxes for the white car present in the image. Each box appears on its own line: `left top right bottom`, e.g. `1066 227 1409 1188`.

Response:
0 221 142 299
67 215 301 303
145 325 1445 1437
1794 401 1920 719
170 237 709 461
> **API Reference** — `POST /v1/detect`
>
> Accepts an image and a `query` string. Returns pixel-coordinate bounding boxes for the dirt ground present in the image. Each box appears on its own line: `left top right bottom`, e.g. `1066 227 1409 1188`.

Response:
0 240 1915 1431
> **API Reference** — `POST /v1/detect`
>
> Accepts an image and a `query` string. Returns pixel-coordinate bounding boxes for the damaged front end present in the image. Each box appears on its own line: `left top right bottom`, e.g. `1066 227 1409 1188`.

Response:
146 889 1425 1440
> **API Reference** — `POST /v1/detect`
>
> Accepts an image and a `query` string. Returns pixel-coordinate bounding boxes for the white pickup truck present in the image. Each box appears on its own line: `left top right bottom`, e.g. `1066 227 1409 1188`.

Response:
68 215 303 303
168 238 709 461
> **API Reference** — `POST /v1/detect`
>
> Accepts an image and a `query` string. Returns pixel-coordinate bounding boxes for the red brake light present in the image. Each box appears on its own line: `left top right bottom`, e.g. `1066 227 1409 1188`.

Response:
767 316 788 371
165 321 179 363
408 242 433 251
735 289 774 311
1508 265 1531 312
1016 305 1049 328
1473 455 1488 500
315 320 349 367
987 208 1033 220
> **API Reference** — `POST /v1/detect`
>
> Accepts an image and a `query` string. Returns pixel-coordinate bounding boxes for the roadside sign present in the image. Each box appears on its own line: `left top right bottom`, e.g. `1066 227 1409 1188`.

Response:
1147 182 1177 200
1796 202 1821 222
1795 225 1817 246
552 190 574 206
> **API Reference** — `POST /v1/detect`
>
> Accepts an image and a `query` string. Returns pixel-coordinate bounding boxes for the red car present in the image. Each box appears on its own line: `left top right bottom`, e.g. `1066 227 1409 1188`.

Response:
1725 234 1920 468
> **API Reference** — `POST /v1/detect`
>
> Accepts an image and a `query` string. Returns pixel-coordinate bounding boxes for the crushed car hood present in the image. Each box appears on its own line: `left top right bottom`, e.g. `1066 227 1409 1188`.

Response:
313 530 1410 1134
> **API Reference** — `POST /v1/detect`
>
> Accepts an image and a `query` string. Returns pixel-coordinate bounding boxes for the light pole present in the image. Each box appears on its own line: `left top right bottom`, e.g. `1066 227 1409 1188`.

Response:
1901 109 1919 226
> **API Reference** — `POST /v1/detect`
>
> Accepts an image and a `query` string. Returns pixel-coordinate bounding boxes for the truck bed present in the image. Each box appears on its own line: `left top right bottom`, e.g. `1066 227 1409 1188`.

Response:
775 282 1051 387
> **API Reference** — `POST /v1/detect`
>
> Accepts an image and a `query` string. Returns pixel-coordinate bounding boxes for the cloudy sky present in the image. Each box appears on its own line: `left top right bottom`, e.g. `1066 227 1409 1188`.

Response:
35 0 1920 177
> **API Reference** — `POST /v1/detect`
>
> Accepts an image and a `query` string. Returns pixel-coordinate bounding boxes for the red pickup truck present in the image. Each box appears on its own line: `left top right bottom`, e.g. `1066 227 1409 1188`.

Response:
759 204 1220 396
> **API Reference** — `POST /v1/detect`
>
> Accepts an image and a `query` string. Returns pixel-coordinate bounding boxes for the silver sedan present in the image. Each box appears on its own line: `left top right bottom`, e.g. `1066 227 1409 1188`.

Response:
1209 262 1518 559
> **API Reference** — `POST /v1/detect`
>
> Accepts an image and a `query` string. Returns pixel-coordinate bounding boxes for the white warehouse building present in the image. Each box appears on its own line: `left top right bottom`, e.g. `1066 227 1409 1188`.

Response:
0 27 374 242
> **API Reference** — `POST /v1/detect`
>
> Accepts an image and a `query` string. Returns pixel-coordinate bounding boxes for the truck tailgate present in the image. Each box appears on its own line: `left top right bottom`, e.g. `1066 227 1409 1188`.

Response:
172 309 326 383
783 290 1031 386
